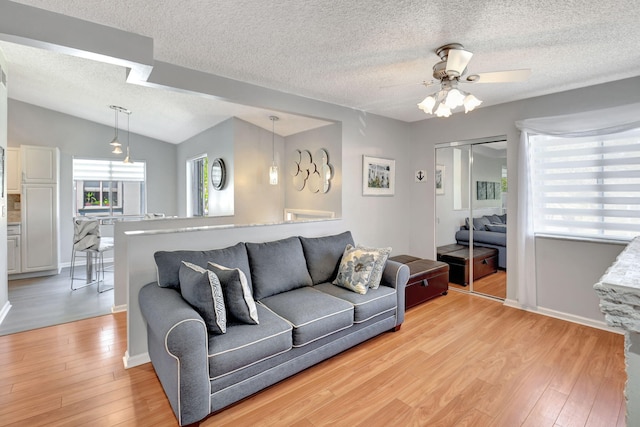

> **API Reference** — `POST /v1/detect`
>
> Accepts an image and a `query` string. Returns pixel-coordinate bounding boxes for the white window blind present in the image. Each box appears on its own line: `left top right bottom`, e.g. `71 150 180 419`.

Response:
529 127 640 241
73 158 146 181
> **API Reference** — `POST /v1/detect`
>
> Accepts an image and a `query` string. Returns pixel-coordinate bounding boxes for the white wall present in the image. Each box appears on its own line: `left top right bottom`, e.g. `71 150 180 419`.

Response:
409 75 640 320
7 100 178 263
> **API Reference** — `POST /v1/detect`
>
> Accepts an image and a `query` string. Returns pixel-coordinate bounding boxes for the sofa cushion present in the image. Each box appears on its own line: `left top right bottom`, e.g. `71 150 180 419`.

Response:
486 223 507 233
259 287 353 347
179 262 226 334
333 245 377 294
208 262 259 325
314 282 397 323
299 231 354 285
246 237 313 300
154 242 251 290
208 304 292 380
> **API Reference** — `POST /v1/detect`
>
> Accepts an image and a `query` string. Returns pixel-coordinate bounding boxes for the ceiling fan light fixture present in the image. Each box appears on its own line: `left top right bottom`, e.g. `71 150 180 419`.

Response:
463 93 482 113
417 95 437 114
435 103 452 117
444 87 465 109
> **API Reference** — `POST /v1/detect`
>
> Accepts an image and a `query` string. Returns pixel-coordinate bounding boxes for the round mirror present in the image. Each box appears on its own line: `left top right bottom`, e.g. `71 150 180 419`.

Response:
211 158 226 190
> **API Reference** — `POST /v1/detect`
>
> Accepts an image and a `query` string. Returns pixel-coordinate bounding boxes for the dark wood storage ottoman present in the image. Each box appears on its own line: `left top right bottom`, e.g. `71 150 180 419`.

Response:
436 244 468 261
389 255 449 309
439 247 498 286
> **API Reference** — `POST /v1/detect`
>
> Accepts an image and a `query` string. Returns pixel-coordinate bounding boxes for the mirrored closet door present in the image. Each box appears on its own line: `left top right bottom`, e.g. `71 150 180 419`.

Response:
435 137 507 299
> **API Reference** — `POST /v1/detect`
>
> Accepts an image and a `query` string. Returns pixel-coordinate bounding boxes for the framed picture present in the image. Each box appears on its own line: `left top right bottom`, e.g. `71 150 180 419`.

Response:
435 164 445 195
362 155 395 196
486 181 495 200
477 181 487 200
493 182 501 199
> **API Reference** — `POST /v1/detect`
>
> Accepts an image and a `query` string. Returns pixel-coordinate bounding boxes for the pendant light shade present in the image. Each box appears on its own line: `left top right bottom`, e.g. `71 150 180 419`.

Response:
109 105 133 162
109 105 122 148
269 115 279 185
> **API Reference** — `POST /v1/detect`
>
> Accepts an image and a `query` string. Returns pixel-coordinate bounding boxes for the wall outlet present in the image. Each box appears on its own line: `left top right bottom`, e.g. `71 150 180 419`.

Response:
14 202 20 210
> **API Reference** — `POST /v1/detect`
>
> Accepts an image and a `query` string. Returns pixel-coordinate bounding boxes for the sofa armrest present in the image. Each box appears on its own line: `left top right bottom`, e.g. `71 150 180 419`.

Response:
380 260 410 326
139 283 210 426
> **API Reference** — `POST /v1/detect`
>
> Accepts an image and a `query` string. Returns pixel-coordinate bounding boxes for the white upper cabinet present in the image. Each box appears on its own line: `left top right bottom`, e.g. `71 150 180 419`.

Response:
7 147 21 194
21 145 58 183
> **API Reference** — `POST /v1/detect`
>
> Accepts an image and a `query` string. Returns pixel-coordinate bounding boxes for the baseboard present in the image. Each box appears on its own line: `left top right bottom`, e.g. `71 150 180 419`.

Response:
0 301 12 325
111 304 127 313
123 350 150 369
60 256 115 269
503 299 621 334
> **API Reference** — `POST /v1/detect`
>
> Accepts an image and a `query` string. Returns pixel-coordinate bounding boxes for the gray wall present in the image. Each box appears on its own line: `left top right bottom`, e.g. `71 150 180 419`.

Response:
176 118 235 218
285 123 342 218
0 49 8 319
7 100 178 263
409 76 640 322
234 117 284 224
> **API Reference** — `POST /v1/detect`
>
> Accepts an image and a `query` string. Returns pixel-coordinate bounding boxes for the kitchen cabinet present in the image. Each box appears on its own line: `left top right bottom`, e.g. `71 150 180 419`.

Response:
21 183 58 273
6 145 59 276
21 144 57 184
7 224 21 275
7 147 20 194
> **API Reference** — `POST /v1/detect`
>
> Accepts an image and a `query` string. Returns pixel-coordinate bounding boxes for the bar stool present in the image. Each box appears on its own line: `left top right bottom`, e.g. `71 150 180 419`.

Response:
70 217 114 293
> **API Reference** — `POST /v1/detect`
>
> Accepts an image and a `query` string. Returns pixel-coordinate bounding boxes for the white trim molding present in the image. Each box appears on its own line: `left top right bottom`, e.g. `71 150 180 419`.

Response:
0 301 12 325
123 350 150 369
504 298 622 334
111 304 127 313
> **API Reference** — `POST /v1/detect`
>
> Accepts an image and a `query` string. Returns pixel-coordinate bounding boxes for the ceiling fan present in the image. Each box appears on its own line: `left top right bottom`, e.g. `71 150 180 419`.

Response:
418 43 531 117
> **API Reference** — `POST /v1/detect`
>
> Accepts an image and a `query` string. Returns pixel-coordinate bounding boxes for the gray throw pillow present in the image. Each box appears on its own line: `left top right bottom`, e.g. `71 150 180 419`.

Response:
473 216 492 231
179 261 226 334
208 262 259 325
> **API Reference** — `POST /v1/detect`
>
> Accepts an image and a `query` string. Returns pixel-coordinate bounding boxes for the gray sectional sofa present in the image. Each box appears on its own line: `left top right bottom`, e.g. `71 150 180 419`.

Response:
139 231 409 426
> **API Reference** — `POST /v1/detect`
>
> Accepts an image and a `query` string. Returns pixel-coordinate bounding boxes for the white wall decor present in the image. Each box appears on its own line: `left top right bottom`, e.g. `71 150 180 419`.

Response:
291 148 333 193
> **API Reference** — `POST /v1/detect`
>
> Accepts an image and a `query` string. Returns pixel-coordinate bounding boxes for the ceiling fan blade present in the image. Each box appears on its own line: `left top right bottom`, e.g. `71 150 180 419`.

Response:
465 69 531 83
379 80 431 89
446 49 473 77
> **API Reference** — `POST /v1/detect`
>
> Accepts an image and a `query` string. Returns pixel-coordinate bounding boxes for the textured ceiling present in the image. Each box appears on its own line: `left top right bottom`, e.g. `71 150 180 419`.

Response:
3 0 640 143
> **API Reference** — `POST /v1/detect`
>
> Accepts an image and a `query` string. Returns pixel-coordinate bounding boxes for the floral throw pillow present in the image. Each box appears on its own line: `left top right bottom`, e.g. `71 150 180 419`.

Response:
333 245 377 294
354 245 392 289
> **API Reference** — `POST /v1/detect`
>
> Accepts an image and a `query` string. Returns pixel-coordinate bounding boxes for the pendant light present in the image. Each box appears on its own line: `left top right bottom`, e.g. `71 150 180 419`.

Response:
109 105 123 154
269 115 279 185
123 109 133 164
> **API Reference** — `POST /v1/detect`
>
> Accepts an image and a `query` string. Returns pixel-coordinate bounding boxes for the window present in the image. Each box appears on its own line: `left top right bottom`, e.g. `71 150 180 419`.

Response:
73 158 146 217
529 127 640 241
187 155 208 217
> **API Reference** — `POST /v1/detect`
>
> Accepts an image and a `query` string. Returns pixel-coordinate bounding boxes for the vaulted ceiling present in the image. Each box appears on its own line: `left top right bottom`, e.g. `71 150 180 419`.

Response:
3 0 640 143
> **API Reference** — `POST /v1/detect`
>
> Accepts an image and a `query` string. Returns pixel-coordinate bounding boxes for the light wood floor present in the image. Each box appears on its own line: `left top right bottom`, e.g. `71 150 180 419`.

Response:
0 291 625 426
449 270 507 300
